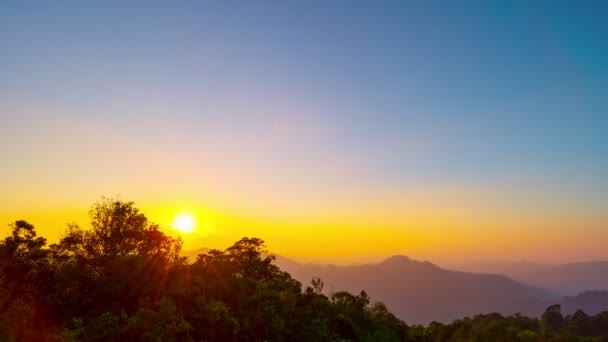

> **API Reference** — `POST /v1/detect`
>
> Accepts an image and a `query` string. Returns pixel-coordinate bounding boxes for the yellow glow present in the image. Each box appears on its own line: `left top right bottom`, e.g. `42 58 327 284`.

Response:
1 188 607 265
172 213 196 233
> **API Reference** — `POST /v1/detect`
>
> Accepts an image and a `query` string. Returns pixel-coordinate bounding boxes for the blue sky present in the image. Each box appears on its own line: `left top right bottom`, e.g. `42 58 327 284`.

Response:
1 1 607 262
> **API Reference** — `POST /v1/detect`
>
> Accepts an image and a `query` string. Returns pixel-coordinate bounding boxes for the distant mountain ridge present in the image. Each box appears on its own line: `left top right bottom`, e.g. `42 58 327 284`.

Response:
275 254 553 324
456 261 553 276
181 248 608 324
181 247 210 262
274 255 608 324
458 260 608 295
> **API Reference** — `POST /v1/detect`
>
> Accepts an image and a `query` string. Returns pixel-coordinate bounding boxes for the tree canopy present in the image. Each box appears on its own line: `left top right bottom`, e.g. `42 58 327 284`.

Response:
1 198 607 341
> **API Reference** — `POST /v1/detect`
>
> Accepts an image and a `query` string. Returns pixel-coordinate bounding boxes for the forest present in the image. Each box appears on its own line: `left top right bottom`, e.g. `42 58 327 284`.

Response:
1 198 608 341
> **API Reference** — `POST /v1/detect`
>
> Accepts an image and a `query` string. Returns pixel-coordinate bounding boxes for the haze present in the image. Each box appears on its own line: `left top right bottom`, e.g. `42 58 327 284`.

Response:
1 1 607 266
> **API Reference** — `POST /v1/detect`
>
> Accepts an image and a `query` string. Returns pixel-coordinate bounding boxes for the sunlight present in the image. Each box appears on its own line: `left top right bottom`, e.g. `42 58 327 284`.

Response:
172 213 196 233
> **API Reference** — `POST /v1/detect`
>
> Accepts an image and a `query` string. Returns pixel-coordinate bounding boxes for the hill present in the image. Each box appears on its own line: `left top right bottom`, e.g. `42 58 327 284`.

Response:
458 261 608 295
181 247 210 262
275 255 555 324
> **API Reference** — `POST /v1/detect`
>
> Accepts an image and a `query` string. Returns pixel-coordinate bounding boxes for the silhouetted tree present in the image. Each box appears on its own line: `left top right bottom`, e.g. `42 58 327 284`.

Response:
3 198 608 341
541 304 565 334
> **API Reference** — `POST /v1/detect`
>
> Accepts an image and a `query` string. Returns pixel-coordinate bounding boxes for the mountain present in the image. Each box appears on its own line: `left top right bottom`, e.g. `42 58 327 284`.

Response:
514 261 608 295
558 290 608 315
275 255 555 324
458 261 608 295
181 247 210 262
456 261 553 277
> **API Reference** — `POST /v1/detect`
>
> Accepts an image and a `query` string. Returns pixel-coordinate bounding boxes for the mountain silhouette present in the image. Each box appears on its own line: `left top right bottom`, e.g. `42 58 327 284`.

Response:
275 255 555 324
459 261 608 295
181 247 210 262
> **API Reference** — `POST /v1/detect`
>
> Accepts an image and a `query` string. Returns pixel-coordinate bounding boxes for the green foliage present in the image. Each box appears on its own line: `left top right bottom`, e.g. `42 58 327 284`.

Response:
2 198 608 341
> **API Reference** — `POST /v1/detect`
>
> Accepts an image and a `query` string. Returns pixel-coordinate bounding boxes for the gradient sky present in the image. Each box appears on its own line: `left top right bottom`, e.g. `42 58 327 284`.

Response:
1 1 607 265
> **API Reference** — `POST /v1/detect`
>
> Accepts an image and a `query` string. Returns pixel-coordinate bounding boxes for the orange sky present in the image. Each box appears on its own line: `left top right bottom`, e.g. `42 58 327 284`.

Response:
2 183 607 266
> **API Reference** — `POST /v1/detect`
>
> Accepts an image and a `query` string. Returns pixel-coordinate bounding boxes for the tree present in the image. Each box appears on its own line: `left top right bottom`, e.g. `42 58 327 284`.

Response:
55 198 182 261
50 198 184 325
122 297 193 342
18 198 598 341
541 304 565 334
0 221 59 341
567 309 593 336
310 276 325 294
368 301 409 341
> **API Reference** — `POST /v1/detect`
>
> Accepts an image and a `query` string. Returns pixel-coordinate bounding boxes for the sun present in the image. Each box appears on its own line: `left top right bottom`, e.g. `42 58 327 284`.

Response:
172 214 196 233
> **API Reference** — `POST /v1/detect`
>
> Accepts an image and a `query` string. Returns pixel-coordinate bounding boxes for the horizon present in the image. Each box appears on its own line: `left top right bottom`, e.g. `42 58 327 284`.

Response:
2 1 607 267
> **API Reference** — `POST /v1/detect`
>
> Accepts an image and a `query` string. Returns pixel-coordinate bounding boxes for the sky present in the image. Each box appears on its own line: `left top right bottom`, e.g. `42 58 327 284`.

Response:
1 1 607 266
